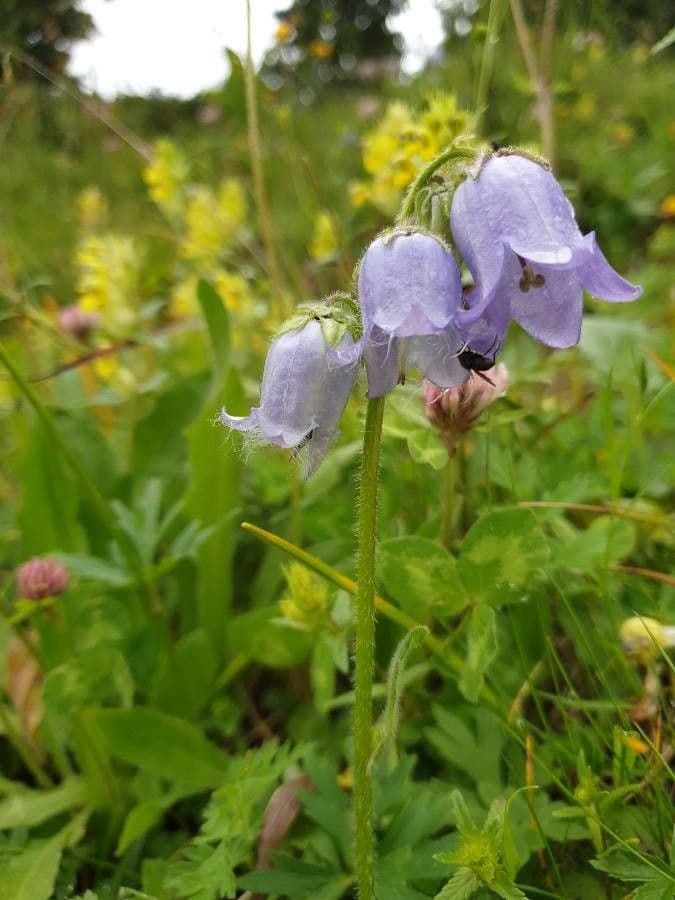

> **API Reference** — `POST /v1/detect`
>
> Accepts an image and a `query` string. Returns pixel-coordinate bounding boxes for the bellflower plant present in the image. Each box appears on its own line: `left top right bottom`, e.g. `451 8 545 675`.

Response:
219 135 642 900
451 152 642 348
335 229 469 397
220 308 358 477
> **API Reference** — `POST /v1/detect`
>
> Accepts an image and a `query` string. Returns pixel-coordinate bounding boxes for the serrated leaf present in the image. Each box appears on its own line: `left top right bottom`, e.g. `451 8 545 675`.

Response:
433 867 481 900
458 509 548 606
459 605 498 703
378 536 467 621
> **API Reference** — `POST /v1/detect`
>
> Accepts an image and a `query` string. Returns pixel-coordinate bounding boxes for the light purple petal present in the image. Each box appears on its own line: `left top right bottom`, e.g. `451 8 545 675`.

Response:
495 253 584 348
358 232 461 337
456 292 510 357
577 232 642 303
219 406 261 433
408 328 469 388
363 328 400 398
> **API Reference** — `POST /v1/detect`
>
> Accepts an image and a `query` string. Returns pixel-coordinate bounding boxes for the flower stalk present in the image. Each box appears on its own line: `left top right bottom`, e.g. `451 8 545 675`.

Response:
353 395 385 900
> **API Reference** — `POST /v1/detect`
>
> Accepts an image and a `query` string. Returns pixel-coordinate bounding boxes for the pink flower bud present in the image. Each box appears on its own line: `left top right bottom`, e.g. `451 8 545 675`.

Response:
16 558 69 600
58 304 99 342
423 363 509 450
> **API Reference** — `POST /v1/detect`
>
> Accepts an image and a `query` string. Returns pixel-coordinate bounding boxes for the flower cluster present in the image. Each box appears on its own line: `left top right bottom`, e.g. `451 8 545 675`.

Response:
221 150 641 475
350 95 472 213
76 234 140 338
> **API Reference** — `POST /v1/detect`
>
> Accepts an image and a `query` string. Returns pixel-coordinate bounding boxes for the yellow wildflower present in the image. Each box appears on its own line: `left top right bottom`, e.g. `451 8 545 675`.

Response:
308 39 333 60
349 181 371 208
355 94 472 214
279 562 331 631
214 270 253 313
610 122 634 146
659 195 675 218
76 235 140 336
143 139 189 215
169 276 199 319
308 211 339 263
76 187 108 233
276 20 294 42
181 179 247 267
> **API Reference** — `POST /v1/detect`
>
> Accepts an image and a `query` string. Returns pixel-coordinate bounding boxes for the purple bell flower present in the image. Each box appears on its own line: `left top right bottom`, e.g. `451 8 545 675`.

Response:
220 317 358 477
450 153 642 349
335 230 468 397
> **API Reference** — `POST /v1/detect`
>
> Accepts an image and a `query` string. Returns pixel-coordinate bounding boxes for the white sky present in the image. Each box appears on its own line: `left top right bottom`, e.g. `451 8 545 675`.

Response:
68 0 445 98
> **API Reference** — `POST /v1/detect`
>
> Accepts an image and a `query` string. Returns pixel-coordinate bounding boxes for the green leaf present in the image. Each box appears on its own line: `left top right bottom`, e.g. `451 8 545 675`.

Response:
490 870 528 899
0 777 86 830
458 509 549 606
371 626 429 767
0 812 87 900
117 788 191 856
227 607 310 668
88 707 228 790
238 856 348 898
197 279 230 392
378 536 467 621
433 867 481 900
152 629 218 719
310 632 336 713
549 515 636 571
590 851 671 882
425 706 504 789
459 606 498 703
54 553 131 586
407 428 448 470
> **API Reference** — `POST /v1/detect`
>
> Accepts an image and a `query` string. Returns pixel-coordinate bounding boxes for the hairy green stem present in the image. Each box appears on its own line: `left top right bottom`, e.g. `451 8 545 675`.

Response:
353 395 385 900
397 143 479 224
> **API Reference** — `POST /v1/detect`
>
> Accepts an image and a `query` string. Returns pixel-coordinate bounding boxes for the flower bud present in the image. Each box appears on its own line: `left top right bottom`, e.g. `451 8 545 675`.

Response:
57 304 99 342
16 557 69 600
620 616 675 665
423 363 508 450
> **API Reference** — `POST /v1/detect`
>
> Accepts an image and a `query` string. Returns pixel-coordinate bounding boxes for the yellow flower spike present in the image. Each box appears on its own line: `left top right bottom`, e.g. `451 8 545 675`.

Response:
308 211 339 264
181 180 247 267
76 187 108 233
620 616 675 665
143 138 189 215
349 181 371 209
75 235 140 337
214 270 253 313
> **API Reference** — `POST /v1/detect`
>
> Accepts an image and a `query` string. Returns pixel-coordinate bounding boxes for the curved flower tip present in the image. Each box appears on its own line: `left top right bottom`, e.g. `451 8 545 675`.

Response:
220 317 358 476
451 152 642 348
358 230 462 339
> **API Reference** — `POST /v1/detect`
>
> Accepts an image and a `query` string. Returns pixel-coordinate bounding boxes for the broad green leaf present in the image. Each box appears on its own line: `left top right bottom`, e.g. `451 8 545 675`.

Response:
152 629 218 719
310 632 336 713
227 607 310 668
238 855 348 898
549 515 636 571
425 706 504 789
0 776 86 830
88 707 228 790
197 279 230 391
458 508 549 606
378 536 467 621
459 606 498 703
185 284 241 655
19 418 85 555
407 428 448 470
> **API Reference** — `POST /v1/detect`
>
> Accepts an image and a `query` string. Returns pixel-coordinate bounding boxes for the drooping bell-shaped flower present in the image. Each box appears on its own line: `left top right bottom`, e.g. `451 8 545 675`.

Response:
450 152 642 348
335 229 468 397
220 313 358 477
